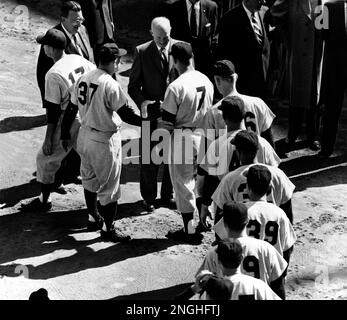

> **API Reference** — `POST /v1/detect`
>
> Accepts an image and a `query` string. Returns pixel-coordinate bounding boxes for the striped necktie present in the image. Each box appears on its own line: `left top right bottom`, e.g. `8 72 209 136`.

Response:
251 12 263 46
72 34 83 56
160 47 169 76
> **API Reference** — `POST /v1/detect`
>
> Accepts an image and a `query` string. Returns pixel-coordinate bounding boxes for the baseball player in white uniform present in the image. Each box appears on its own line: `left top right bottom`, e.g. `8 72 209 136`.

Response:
20 29 95 212
158 42 214 243
197 202 288 299
214 165 296 264
212 131 295 223
203 60 276 145
61 43 142 242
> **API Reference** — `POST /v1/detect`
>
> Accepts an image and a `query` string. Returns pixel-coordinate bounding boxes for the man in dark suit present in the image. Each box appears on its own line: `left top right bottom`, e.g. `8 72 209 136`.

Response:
36 1 95 191
160 0 218 80
218 0 270 99
320 0 347 157
128 17 179 212
76 0 115 59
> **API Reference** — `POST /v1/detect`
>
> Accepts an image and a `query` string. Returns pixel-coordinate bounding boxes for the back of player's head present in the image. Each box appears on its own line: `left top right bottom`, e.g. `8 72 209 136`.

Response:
218 96 245 123
213 60 236 80
233 130 259 160
246 165 272 197
61 1 81 17
223 202 249 231
204 275 233 300
169 42 193 66
216 239 243 269
29 288 50 301
98 42 127 64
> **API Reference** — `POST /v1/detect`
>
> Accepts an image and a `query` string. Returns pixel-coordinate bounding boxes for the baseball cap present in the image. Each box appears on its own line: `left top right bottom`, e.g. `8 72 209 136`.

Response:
232 130 259 153
98 42 127 63
213 60 236 77
169 42 193 62
218 96 245 123
36 29 67 49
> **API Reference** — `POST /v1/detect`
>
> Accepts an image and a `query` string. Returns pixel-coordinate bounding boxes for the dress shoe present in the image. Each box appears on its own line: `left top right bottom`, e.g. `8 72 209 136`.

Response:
53 184 67 195
142 200 155 213
308 140 321 151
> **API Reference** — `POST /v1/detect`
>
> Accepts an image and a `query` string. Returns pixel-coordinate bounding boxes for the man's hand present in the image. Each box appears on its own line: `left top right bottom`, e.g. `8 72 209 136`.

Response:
61 139 70 152
141 100 156 118
42 138 53 156
191 270 213 294
200 204 213 229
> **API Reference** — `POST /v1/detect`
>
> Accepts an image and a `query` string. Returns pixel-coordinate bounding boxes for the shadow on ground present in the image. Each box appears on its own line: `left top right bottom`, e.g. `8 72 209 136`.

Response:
111 282 193 300
0 115 46 133
0 208 176 280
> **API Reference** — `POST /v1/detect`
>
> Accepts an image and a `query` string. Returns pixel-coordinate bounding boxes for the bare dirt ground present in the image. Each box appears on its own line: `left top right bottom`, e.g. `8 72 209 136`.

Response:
0 0 347 300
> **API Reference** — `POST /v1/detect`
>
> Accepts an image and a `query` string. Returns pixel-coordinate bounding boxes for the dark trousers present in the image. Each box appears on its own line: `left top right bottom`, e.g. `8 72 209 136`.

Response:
140 122 173 203
321 43 347 154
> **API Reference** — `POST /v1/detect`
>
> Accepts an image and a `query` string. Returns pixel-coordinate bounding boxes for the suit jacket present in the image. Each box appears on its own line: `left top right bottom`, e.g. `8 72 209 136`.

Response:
78 0 114 47
36 23 95 102
161 0 218 78
218 4 270 98
270 0 324 108
128 38 181 109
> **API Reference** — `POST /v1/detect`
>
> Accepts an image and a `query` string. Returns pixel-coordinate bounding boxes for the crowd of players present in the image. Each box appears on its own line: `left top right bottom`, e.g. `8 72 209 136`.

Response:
16 0 343 300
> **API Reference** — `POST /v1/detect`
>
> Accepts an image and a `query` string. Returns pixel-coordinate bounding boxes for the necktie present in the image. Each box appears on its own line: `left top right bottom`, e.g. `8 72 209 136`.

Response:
251 12 263 46
160 47 169 76
190 3 198 37
72 34 83 56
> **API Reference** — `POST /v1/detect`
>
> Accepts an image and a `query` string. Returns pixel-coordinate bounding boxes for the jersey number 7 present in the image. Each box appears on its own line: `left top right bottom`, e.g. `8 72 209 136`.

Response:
196 86 206 111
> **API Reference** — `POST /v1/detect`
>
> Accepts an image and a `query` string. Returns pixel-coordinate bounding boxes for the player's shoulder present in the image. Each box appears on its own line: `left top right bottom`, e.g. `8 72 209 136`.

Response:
238 236 276 252
223 164 249 181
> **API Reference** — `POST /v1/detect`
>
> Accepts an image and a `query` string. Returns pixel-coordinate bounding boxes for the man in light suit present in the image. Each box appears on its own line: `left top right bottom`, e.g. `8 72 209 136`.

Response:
160 0 218 80
36 1 95 192
270 0 324 151
319 0 347 157
217 0 270 99
128 17 179 212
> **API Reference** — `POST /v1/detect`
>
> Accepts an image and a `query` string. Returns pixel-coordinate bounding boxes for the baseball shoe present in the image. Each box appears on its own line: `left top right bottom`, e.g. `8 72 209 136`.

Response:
166 228 203 244
159 198 177 210
19 198 52 212
142 200 155 213
317 149 333 159
100 227 131 243
87 216 104 232
308 140 321 151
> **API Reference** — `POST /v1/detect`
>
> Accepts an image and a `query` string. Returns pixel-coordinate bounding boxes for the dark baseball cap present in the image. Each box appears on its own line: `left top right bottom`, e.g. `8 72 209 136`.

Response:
169 42 193 62
98 42 127 63
36 29 67 49
232 130 259 153
218 96 245 123
223 202 249 230
213 60 236 77
246 164 272 196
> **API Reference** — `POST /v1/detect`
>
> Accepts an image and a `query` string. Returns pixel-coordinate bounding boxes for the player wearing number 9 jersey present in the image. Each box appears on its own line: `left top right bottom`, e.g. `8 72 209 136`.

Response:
212 131 295 223
20 29 95 213
197 203 287 299
61 43 142 242
158 42 214 243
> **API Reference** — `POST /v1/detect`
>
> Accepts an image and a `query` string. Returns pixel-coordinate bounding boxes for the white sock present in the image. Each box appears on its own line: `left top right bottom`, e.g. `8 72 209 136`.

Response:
39 194 51 203
102 222 107 232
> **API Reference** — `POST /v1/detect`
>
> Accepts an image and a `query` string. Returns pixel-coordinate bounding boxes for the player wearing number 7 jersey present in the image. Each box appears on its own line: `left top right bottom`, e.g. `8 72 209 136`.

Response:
158 42 214 243
61 43 142 242
197 203 287 299
20 29 95 213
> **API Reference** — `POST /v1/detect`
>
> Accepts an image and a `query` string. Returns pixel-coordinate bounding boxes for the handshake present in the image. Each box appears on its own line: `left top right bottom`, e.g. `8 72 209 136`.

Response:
141 100 162 121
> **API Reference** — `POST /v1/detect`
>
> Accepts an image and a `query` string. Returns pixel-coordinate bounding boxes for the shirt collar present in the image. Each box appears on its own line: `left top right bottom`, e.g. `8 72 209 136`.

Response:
242 1 253 21
186 0 200 10
156 40 170 55
61 23 74 40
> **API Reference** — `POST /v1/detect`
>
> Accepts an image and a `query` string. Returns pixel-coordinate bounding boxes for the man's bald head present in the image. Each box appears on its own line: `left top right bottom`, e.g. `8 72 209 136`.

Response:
151 17 171 49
